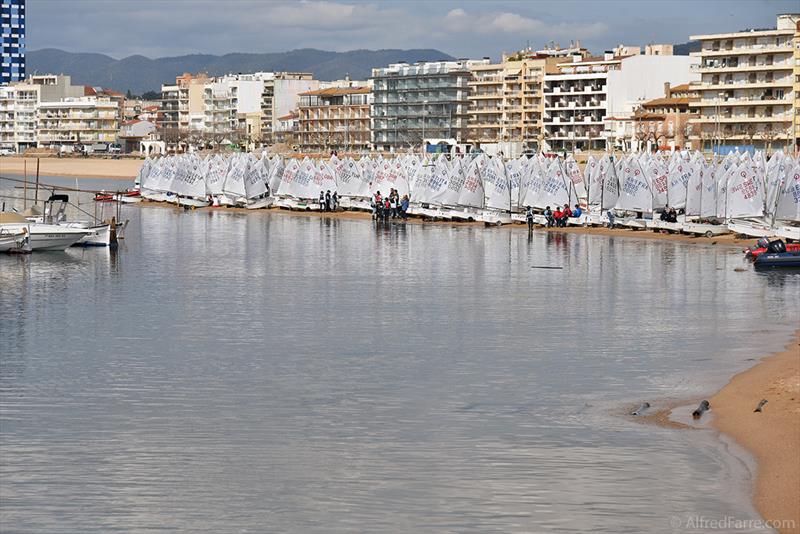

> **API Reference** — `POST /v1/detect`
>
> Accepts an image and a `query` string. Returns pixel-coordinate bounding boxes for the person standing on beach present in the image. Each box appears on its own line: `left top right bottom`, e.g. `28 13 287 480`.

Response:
325 190 332 212
544 206 554 227
401 195 409 220
607 210 616 229
332 191 339 211
374 191 382 220
525 206 534 232
389 194 398 219
319 191 325 211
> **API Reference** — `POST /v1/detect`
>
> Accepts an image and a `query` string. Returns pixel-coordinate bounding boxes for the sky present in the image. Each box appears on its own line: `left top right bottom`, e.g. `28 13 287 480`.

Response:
29 0 799 59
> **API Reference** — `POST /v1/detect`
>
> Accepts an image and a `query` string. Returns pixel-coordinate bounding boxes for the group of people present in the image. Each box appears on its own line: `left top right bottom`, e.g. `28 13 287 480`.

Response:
371 189 410 221
659 205 679 223
319 190 339 212
538 204 583 228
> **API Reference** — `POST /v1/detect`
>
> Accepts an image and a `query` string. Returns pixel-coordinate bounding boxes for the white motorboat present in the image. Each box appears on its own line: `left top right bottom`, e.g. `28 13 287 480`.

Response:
0 227 30 253
0 212 90 251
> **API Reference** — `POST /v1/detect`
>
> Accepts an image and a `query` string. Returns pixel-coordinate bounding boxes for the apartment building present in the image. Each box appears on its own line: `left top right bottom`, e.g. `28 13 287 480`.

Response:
468 54 549 155
0 75 85 152
37 97 118 148
260 72 318 144
159 73 209 132
297 85 371 153
1 0 25 84
543 51 697 152
371 59 488 151
689 13 800 152
794 17 800 150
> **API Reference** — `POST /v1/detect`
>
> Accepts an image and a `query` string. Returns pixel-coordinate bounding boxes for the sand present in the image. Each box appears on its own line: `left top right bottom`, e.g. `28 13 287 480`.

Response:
0 156 141 179
710 334 800 534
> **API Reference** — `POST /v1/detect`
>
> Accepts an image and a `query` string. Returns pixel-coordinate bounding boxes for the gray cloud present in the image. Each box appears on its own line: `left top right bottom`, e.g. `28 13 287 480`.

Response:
28 0 799 59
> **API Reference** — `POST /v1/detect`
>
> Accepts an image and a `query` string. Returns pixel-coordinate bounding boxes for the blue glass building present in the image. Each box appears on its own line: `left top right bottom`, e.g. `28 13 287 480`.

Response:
1 0 25 84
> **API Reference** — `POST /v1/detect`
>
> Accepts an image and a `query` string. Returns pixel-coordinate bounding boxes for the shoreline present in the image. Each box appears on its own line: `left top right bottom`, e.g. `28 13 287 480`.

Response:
138 200 754 247
641 333 799 534
709 332 800 534
1 157 140 179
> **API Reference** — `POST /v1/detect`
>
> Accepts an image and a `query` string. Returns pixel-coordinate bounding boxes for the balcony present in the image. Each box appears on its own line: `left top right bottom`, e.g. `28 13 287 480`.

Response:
698 62 793 74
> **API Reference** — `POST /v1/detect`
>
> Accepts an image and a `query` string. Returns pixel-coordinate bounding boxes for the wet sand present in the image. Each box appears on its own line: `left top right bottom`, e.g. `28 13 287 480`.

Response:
1 157 141 179
710 334 800 534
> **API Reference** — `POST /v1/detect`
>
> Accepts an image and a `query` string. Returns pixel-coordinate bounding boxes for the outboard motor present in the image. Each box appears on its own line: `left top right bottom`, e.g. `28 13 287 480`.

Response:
767 239 786 254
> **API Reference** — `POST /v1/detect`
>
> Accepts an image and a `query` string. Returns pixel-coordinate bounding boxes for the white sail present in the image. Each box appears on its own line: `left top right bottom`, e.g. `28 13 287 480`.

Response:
333 157 367 197
427 156 453 205
538 158 570 209
773 162 800 223
726 161 764 219
684 161 703 217
565 155 587 202
505 158 523 210
458 156 485 208
205 155 228 196
667 159 692 210
483 156 511 210
244 155 267 199
615 157 652 213
277 157 318 199
267 157 284 194
315 160 339 195
586 154 605 207
223 155 248 200
645 156 669 209
715 162 738 219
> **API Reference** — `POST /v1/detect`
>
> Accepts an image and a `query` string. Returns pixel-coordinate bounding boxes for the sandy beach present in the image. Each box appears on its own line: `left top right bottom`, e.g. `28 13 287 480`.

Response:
0 156 141 179
710 333 800 534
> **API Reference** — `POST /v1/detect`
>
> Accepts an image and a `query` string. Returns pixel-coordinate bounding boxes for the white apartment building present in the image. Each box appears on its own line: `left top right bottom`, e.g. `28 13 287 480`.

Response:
689 13 799 152
37 97 118 147
543 52 697 152
0 74 85 152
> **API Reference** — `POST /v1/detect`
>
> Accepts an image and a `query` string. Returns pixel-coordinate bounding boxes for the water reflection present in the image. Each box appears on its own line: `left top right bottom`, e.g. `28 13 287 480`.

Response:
0 205 798 533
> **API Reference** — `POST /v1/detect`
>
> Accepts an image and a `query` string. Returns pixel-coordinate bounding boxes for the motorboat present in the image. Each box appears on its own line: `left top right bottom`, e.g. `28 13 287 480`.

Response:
754 251 800 269
27 194 121 247
0 212 90 251
0 227 30 253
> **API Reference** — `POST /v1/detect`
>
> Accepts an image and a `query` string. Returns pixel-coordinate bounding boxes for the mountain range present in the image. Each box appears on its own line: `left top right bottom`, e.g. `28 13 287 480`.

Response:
26 48 456 95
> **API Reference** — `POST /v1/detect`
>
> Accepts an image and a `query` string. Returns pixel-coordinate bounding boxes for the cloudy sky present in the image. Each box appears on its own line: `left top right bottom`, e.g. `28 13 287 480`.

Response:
30 0 798 59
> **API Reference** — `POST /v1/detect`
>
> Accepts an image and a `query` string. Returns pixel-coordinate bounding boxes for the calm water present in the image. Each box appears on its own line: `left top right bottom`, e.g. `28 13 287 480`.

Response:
1 191 799 533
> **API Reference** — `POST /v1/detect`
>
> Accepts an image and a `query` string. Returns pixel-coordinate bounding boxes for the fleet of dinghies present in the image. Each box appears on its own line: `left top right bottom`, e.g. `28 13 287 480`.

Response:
136 149 800 239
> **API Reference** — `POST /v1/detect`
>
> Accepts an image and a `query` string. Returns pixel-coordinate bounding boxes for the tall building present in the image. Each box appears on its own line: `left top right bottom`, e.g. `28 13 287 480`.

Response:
259 72 318 144
468 53 549 156
543 51 697 152
1 0 25 84
689 13 800 152
793 17 800 151
297 85 371 153
371 59 489 152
